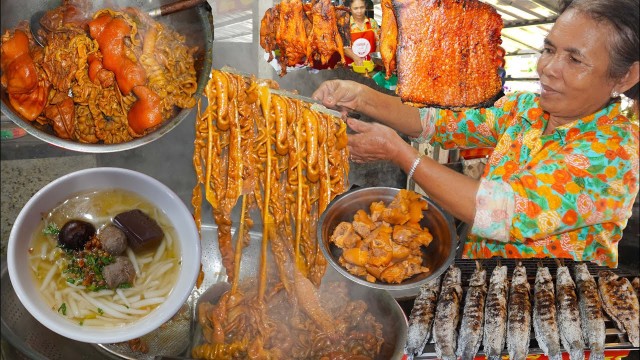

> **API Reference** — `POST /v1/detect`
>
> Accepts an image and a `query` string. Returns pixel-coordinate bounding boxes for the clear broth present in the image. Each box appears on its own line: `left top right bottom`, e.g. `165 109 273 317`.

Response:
29 189 181 327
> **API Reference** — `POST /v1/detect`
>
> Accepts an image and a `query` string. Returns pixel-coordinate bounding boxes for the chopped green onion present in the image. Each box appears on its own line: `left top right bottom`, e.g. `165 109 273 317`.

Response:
97 308 104 316
58 303 67 315
43 224 60 236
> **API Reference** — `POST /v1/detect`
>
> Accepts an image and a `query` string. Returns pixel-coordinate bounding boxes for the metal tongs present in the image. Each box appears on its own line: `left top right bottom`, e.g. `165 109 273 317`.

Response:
218 66 344 119
269 89 343 118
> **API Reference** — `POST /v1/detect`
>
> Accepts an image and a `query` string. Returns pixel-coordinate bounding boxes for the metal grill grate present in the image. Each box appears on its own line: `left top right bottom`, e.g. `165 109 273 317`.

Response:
413 258 638 358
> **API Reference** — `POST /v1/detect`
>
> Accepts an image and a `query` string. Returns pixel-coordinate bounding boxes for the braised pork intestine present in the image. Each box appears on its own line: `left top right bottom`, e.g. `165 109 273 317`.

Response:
191 69 381 359
0 1 197 144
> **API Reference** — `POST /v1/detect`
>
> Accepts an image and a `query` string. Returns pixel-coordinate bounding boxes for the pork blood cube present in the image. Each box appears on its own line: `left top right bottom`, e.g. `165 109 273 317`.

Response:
113 209 164 252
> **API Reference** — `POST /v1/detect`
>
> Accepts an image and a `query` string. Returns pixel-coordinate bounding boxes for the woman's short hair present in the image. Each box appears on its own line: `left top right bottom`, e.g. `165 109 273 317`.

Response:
564 0 639 100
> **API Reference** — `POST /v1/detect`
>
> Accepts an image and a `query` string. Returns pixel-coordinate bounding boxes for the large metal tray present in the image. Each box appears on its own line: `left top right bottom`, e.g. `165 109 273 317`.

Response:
413 258 639 358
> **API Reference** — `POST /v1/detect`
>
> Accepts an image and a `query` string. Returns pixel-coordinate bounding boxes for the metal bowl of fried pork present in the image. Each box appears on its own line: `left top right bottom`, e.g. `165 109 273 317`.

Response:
319 186 457 300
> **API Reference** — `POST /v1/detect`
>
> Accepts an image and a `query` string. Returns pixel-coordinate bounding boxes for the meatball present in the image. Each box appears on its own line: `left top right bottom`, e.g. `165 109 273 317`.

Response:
102 256 136 289
98 225 128 255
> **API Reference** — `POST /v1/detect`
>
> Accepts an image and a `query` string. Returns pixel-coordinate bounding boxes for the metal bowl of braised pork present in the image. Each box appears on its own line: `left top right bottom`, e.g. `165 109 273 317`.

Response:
319 186 457 299
0 0 212 153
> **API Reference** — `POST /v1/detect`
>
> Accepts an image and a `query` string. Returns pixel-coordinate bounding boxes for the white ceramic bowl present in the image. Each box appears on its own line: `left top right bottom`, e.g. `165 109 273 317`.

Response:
7 167 201 344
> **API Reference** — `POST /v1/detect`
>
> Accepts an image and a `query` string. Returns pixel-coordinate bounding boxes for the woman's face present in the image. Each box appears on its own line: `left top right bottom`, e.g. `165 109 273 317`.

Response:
537 9 618 120
350 0 366 21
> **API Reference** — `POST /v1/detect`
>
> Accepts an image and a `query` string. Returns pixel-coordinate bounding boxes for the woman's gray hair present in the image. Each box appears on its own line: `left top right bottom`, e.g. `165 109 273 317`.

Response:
562 0 639 100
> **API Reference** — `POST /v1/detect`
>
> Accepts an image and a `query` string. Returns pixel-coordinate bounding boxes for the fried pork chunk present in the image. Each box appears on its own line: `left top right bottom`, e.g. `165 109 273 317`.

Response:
394 0 504 108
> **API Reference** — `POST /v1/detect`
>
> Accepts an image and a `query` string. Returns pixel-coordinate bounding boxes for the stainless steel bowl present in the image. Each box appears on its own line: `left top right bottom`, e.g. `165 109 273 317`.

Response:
0 0 213 153
318 186 457 299
191 266 408 360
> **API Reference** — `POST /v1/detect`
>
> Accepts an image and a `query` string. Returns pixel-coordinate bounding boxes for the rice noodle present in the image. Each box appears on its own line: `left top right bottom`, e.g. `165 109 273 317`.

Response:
153 238 166 262
93 289 115 297
141 288 170 299
131 297 165 308
54 290 63 306
40 264 58 291
126 247 141 276
40 243 48 259
147 262 173 282
116 288 131 308
64 282 87 290
137 256 153 265
79 292 132 319
68 297 80 318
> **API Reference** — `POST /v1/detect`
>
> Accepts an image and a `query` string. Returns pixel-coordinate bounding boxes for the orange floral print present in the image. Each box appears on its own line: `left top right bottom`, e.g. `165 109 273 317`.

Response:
420 92 638 268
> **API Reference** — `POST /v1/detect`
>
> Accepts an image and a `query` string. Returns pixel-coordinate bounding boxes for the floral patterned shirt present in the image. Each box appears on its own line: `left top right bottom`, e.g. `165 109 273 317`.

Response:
416 92 639 267
349 17 380 34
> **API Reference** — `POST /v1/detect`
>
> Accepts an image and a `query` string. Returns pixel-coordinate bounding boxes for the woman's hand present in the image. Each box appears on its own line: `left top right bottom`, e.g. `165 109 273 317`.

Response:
312 80 363 116
346 117 408 163
352 56 365 66
312 80 423 138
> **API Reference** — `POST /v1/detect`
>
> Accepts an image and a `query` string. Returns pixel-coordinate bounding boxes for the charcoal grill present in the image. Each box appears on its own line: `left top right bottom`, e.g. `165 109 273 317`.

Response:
409 258 638 359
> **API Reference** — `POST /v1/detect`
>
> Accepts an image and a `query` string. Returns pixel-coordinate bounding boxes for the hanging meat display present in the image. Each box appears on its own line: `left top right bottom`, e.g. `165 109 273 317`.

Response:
191 69 388 359
259 0 350 76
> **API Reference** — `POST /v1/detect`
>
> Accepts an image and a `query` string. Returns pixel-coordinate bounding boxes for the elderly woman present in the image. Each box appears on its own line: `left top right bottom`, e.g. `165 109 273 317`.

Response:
312 0 639 267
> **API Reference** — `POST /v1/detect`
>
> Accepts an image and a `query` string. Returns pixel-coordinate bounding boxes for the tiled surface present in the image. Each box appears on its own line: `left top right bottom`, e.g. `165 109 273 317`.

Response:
0 155 97 257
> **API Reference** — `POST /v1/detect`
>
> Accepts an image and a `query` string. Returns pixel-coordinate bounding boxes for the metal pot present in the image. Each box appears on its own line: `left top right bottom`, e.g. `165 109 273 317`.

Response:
191 225 408 360
318 186 458 300
0 0 213 153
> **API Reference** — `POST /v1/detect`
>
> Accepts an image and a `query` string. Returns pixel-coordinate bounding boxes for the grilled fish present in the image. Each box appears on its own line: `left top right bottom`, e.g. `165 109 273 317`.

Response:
483 264 508 360
598 270 640 347
533 265 562 360
456 261 487 360
574 263 605 360
404 276 442 357
556 263 585 360
633 277 640 299
507 262 531 360
433 265 463 360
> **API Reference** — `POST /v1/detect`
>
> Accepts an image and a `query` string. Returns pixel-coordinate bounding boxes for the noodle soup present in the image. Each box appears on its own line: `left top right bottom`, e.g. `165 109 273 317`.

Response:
29 188 180 328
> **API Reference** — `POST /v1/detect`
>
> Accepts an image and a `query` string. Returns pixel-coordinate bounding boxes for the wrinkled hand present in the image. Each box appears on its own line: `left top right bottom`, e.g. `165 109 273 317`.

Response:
353 57 364 66
347 118 405 163
312 80 361 116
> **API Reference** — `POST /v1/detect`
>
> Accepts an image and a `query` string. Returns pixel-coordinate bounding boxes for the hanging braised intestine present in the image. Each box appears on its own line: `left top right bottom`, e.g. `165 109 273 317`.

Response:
0 0 197 143
191 69 382 359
